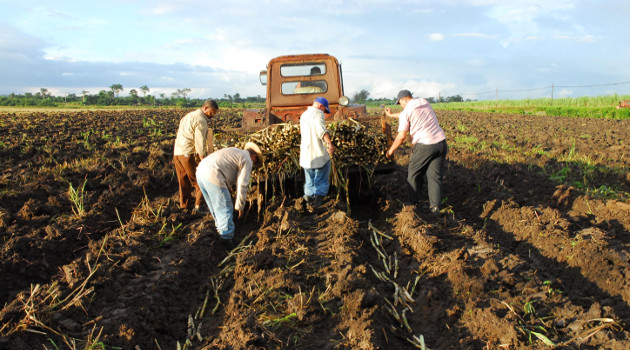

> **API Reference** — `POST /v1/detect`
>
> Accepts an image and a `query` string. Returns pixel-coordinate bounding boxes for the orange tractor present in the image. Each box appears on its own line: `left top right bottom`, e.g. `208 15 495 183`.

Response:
242 54 370 129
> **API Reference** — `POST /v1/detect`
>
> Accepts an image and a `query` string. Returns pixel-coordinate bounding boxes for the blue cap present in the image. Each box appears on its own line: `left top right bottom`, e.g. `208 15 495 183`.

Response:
314 97 331 113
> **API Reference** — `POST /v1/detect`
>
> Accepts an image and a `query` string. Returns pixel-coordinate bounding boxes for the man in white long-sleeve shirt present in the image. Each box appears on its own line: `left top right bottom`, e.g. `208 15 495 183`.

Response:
196 142 262 241
299 97 335 210
173 99 218 211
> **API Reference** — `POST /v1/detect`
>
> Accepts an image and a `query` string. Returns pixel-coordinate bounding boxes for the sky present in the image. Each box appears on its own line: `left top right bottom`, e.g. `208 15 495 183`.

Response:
1 0 629 101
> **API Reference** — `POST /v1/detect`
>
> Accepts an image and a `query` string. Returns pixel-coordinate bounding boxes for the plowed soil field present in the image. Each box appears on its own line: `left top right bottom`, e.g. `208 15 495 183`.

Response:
1 109 629 349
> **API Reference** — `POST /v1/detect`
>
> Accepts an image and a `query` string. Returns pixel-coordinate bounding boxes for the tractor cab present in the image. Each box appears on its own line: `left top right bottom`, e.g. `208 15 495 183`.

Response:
242 54 367 129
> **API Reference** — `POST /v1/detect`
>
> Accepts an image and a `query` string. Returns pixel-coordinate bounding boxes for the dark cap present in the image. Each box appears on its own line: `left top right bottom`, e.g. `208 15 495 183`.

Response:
395 89 413 104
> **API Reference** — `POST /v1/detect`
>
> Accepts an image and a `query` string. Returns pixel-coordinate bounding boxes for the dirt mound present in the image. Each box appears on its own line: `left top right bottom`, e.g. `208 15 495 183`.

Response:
1 110 630 349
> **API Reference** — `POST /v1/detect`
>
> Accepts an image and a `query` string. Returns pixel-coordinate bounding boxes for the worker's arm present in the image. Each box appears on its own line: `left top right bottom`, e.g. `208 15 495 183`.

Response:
315 113 334 155
386 130 408 158
193 116 208 159
322 132 334 155
234 157 253 212
384 108 401 118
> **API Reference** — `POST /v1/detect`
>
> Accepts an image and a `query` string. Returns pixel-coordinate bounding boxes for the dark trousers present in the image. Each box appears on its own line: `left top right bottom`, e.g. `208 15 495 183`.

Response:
407 140 448 208
173 155 203 209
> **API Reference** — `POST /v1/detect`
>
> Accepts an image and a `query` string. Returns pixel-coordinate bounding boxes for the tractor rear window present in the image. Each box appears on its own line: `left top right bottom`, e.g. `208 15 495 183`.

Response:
282 81 328 95
280 63 326 77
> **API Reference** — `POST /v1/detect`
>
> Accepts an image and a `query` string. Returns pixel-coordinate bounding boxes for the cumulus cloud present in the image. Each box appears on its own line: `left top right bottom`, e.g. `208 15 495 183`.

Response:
402 80 456 99
0 24 45 59
428 33 445 41
452 32 496 39
480 0 583 47
0 25 263 97
552 34 597 43
1 1 625 101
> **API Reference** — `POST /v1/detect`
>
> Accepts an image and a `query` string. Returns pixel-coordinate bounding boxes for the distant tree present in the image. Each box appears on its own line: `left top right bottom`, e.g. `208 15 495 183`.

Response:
129 89 138 97
110 84 123 97
179 88 191 99
81 90 89 103
233 93 241 102
40 88 49 98
139 85 150 97
158 93 166 106
352 89 370 103
98 89 114 105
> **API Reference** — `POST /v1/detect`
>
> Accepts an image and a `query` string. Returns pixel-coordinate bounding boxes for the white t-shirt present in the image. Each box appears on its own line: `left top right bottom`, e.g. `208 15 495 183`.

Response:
299 106 330 169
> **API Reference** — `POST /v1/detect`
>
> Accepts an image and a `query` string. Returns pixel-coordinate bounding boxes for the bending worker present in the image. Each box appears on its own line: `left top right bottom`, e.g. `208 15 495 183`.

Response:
173 99 218 212
385 90 447 214
196 142 263 241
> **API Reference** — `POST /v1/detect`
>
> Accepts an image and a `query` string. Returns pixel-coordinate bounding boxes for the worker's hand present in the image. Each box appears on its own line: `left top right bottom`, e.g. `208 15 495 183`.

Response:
386 149 394 159
384 108 392 116
326 142 334 155
237 209 244 219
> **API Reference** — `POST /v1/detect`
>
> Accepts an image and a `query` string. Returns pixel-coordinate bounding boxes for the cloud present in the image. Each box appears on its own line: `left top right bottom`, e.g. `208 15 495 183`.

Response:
411 9 435 14
428 33 445 41
0 25 263 97
164 38 207 49
0 24 45 59
556 88 574 98
148 4 180 16
452 33 496 39
480 1 583 47
552 34 597 43
2 1 626 101
402 80 456 99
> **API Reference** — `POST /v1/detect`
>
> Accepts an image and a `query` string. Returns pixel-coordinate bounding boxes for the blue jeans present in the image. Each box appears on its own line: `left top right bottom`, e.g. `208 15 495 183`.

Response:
303 160 331 197
197 173 234 240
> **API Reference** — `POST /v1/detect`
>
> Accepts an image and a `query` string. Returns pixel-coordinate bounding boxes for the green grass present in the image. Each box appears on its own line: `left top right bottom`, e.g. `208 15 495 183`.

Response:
67 178 88 218
368 95 630 119
432 95 630 119
455 135 478 144
437 94 630 108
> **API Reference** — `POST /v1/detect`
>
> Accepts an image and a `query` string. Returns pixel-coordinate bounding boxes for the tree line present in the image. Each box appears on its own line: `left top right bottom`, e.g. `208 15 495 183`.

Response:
0 85 468 107
352 89 470 106
0 85 265 107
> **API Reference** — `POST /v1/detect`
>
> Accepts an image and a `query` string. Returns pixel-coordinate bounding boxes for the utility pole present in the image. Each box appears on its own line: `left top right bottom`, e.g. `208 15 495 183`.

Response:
551 83 554 106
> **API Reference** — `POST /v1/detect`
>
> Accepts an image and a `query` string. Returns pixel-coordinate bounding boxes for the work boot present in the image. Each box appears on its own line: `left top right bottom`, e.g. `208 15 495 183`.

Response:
311 195 325 209
219 237 236 249
192 206 206 216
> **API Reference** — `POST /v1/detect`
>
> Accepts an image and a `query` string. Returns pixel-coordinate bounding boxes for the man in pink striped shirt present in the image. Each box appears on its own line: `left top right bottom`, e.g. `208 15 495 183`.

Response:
385 90 448 214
